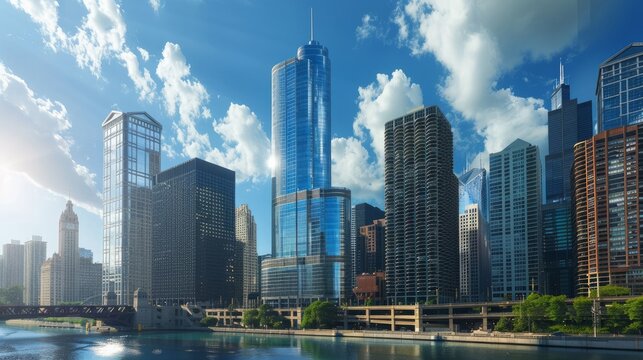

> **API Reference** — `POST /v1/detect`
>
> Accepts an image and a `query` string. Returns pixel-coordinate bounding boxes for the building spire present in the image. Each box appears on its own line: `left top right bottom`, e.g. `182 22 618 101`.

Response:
560 59 565 85
310 8 314 41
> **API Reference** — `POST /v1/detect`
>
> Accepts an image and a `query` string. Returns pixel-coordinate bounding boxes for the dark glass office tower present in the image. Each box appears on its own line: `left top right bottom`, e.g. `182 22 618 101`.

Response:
262 21 351 308
543 65 592 297
351 203 384 283
152 158 236 306
596 43 643 133
384 106 459 304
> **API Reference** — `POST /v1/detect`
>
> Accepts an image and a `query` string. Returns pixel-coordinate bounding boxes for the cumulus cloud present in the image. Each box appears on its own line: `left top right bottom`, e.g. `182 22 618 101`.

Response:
9 0 156 102
137 47 150 62
149 0 161 13
356 14 377 40
0 63 101 214
395 0 582 164
207 103 271 182
332 69 423 202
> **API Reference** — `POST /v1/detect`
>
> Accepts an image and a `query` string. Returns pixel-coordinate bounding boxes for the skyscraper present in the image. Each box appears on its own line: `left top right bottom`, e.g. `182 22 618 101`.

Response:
458 168 488 217
102 111 161 305
236 204 258 308
543 64 592 297
358 219 386 275
23 236 46 305
2 240 24 290
152 158 235 306
573 124 643 295
40 254 62 306
59 200 79 303
351 203 384 282
596 43 643 133
79 249 102 304
489 139 542 301
459 204 489 302
262 19 352 308
384 106 459 304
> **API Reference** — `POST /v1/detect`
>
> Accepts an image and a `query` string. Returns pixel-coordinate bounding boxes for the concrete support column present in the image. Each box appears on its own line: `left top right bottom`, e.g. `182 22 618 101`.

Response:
448 306 454 331
290 310 295 329
481 305 488 331
365 308 371 329
390 308 395 331
414 304 422 332
343 308 348 329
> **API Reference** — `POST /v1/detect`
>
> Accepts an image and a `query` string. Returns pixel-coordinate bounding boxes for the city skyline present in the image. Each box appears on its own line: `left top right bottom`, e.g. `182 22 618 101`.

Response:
1 1 643 261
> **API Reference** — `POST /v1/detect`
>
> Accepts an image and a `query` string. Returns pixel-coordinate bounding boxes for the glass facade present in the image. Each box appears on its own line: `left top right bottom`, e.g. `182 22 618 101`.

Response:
102 111 161 305
596 43 643 133
489 139 542 301
151 158 236 306
262 35 351 308
458 168 487 217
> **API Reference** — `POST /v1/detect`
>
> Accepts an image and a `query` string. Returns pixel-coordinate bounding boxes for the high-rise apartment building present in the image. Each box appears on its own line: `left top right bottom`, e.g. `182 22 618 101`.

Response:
102 111 161 305
236 204 258 308
351 203 384 282
79 248 102 304
40 254 62 306
596 43 643 133
262 22 351 308
358 219 386 275
23 236 46 305
2 240 24 289
59 200 79 303
573 124 643 295
384 106 459 304
543 64 592 297
152 158 235 306
489 139 542 301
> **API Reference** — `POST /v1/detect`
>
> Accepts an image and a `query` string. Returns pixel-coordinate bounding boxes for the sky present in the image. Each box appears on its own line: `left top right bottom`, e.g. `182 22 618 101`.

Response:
0 0 641 260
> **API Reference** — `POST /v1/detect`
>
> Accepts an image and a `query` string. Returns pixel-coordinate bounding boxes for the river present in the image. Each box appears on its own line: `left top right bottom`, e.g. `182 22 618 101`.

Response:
0 324 640 359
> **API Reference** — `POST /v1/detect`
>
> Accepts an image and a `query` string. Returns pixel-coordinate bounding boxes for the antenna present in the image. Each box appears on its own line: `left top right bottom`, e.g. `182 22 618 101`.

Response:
310 8 314 41
560 59 565 85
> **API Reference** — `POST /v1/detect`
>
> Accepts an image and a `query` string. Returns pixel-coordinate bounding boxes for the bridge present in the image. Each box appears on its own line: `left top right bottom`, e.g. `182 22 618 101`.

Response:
0 305 136 327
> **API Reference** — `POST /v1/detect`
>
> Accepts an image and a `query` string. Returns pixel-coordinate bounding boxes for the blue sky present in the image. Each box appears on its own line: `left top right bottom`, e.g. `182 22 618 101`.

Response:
0 0 641 259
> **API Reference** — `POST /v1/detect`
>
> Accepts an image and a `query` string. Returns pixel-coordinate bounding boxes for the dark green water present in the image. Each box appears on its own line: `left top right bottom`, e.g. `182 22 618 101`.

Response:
0 324 640 359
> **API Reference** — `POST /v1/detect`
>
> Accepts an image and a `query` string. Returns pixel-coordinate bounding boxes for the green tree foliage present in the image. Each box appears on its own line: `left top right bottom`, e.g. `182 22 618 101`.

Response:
572 297 592 325
546 295 568 323
605 303 628 334
0 286 23 305
589 285 631 298
301 300 338 329
242 309 260 328
624 297 643 334
256 304 287 329
199 317 217 327
494 317 512 332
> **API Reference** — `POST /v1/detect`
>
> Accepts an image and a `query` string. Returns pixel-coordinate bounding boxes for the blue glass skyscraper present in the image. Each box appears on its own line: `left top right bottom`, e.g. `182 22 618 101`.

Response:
458 168 487 217
262 19 351 308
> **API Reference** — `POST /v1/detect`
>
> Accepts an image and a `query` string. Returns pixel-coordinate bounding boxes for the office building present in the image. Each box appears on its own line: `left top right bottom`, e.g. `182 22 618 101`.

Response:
573 124 643 295
236 204 258 308
261 20 351 308
489 139 542 301
459 204 490 302
2 240 24 289
40 254 62 305
358 219 386 275
458 168 488 217
351 203 384 282
59 200 79 303
79 249 102 304
543 64 592 297
152 158 235 306
384 106 459 304
596 43 643 133
102 111 161 305
23 236 46 305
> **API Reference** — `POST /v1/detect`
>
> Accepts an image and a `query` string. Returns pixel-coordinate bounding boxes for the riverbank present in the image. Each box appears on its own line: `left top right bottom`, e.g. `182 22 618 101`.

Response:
5 319 83 329
209 327 643 351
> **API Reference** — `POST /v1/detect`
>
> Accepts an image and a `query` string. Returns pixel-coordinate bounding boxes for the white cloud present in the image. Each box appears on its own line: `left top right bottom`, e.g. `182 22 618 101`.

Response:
395 0 582 164
137 46 150 62
356 14 377 40
149 0 161 13
156 42 211 158
9 0 156 102
207 103 271 182
0 63 101 214
331 69 423 202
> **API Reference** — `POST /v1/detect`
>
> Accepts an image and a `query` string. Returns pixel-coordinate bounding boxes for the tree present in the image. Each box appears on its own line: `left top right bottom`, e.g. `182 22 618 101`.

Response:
605 303 628 334
494 317 512 332
0 286 23 305
590 285 630 298
242 309 260 328
572 297 592 325
256 304 287 329
200 317 217 327
546 295 568 324
301 300 338 329
624 297 643 334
